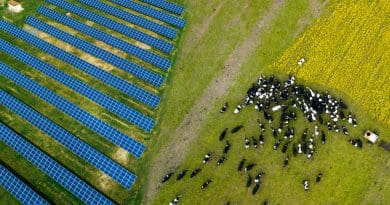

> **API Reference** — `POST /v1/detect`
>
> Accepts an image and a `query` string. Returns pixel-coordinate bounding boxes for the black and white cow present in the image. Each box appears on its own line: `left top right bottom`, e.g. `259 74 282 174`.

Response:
217 156 227 166
190 169 201 178
176 170 188 180
220 102 229 113
245 163 256 172
316 173 323 183
201 180 212 190
223 141 231 154
202 152 212 164
162 172 174 183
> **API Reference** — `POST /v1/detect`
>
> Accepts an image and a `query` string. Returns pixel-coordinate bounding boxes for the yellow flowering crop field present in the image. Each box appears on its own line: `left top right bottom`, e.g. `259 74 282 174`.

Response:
270 1 389 127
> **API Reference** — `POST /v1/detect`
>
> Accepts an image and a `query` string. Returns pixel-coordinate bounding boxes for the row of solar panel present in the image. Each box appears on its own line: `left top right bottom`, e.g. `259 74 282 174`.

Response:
109 0 185 28
0 19 160 111
0 122 114 205
0 36 155 133
140 0 184 16
46 0 174 53
0 164 49 205
26 16 165 89
0 62 145 158
36 6 171 71
0 89 136 189
79 0 177 39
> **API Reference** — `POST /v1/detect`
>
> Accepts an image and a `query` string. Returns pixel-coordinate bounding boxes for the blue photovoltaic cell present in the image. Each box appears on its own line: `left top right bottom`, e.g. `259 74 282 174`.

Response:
26 16 164 88
109 0 185 28
0 18 160 109
36 6 171 71
46 0 173 53
79 0 177 39
0 37 155 132
0 164 49 205
139 0 184 15
0 122 113 205
0 90 136 189
0 62 145 158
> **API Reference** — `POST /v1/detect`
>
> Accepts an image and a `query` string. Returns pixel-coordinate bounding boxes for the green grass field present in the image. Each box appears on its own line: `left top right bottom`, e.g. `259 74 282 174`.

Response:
0 0 389 204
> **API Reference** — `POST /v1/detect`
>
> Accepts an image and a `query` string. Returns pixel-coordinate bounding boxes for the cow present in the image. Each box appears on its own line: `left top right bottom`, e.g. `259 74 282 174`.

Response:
352 117 357 128
303 180 309 191
283 155 289 167
203 152 212 164
245 163 256 172
259 133 265 145
220 102 229 113
321 131 326 144
223 141 231 154
169 195 181 205
271 127 278 138
252 184 260 195
340 110 346 120
234 105 243 114
298 143 303 154
314 125 319 136
245 137 250 149
301 128 308 142
238 159 246 171
217 156 227 166
162 172 174 183
201 180 212 190
316 173 323 183
176 170 188 180
292 143 298 156
254 172 265 184
342 126 348 135
190 169 201 178
252 136 258 148
246 174 252 187
282 142 289 153
349 139 363 148
273 140 281 150
219 128 228 141
327 122 332 131
258 120 265 132
231 125 244 133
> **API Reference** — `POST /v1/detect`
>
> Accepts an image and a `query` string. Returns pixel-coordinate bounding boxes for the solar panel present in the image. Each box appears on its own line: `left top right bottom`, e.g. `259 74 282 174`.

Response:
45 0 173 53
138 0 184 15
0 90 136 189
0 37 155 133
0 122 113 205
109 0 185 28
0 164 49 205
26 16 164 89
79 0 177 39
0 62 145 158
0 18 160 109
36 6 171 71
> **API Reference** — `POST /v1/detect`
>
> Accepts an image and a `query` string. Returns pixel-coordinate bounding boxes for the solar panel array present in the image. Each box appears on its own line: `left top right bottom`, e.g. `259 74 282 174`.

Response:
36 6 171 71
0 164 49 205
0 19 160 109
0 0 186 200
0 62 146 158
139 0 184 15
0 37 155 132
26 16 164 88
0 122 114 205
0 89 136 189
46 0 174 53
79 0 177 39
109 0 185 28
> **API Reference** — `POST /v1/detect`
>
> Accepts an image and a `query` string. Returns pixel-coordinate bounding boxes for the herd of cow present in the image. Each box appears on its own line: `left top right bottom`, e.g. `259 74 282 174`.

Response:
164 75 364 205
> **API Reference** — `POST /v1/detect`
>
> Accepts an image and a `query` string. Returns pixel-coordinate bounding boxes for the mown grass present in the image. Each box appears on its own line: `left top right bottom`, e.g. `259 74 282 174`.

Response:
152 0 390 204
